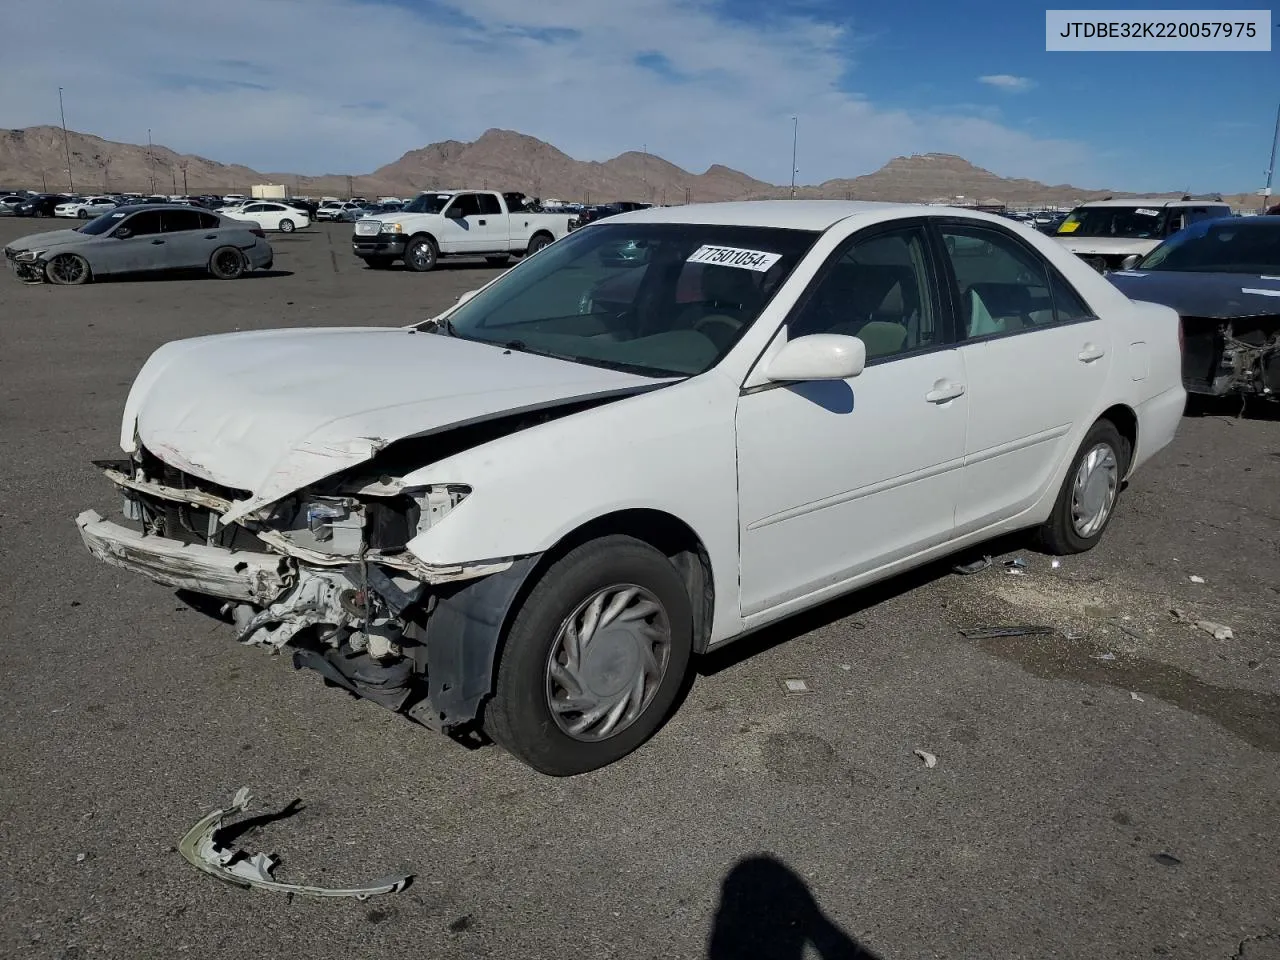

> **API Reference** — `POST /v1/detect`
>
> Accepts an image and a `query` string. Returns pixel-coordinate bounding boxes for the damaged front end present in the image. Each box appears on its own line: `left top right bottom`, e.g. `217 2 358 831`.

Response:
1181 314 1280 399
76 444 539 734
4 246 46 282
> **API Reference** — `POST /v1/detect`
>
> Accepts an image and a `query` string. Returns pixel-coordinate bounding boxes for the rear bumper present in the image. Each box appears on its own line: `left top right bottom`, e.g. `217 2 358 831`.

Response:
75 509 292 604
1131 384 1186 474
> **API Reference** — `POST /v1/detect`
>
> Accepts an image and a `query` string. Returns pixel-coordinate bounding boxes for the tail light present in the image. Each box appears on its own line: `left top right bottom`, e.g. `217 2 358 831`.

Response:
250 227 265 238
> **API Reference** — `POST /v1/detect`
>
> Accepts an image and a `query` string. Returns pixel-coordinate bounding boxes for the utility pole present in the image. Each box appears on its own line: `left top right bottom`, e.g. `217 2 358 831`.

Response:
179 161 188 195
642 143 649 203
346 174 353 199
58 87 74 192
147 129 156 193
1264 101 1280 211
102 155 111 192
685 186 690 205
789 117 798 199
41 169 48 191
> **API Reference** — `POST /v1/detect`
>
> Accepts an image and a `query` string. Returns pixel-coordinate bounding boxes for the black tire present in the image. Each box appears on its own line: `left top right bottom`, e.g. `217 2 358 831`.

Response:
485 254 511 265
36 209 47 218
45 253 91 285
209 246 246 280
404 235 438 272
279 218 295 233
77 209 90 219
364 257 394 270
483 535 694 776
1037 419 1130 555
526 233 552 256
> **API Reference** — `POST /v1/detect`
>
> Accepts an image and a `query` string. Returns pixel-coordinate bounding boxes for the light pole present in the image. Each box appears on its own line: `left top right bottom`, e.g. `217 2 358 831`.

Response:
58 87 74 192
1264 101 1280 211
789 116 798 199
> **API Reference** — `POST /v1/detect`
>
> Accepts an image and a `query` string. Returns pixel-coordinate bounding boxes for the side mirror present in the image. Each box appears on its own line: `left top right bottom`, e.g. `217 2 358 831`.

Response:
1120 254 1140 271
765 334 866 383
445 205 466 219
114 227 132 239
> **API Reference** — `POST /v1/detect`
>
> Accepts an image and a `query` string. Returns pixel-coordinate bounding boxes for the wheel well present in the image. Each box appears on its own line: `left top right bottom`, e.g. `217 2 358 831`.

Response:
530 230 554 245
505 509 716 653
1098 404 1138 470
408 232 437 247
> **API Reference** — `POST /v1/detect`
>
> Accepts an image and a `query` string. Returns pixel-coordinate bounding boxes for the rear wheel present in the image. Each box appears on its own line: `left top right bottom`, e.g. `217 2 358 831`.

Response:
278 218 295 233
404 235 438 272
45 253 91 285
1037 419 1129 555
209 246 246 280
483 535 693 776
526 233 552 256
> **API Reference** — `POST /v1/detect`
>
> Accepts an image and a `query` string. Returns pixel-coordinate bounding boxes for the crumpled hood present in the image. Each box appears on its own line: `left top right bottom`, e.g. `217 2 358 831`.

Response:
7 228 87 251
123 327 664 521
1108 271 1280 319
1054 235 1161 256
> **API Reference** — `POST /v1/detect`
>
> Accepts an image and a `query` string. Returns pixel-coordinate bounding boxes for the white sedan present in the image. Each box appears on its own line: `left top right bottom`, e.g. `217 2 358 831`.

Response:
75 201 1184 776
55 197 118 219
220 201 310 233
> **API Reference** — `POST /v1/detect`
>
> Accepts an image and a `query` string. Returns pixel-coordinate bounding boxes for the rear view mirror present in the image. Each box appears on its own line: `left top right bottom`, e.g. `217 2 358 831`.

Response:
765 334 866 382
114 227 132 239
1120 254 1140 271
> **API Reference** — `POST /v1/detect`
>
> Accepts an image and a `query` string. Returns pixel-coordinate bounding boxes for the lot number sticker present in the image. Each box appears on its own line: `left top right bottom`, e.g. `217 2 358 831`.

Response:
687 245 782 272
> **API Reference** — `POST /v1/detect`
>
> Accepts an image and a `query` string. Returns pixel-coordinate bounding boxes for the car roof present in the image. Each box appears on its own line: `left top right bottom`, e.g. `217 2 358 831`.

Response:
603 199 1006 231
1076 198 1230 208
115 203 223 213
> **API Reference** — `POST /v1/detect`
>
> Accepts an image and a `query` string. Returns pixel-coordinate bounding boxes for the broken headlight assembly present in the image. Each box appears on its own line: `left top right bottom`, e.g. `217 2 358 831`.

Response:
262 484 472 557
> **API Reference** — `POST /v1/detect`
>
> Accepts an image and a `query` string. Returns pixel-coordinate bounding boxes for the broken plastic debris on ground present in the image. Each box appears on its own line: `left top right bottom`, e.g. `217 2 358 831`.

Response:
913 749 938 768
178 787 412 900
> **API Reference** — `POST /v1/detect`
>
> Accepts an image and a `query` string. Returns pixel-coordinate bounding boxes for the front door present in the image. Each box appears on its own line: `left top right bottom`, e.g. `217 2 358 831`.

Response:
436 193 484 253
735 223 967 618
934 221 1114 534
94 210 164 274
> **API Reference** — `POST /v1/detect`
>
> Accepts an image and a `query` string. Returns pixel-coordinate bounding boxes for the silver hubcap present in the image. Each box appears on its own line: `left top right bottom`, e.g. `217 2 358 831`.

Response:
410 242 431 267
1071 442 1119 537
545 584 671 742
51 256 85 283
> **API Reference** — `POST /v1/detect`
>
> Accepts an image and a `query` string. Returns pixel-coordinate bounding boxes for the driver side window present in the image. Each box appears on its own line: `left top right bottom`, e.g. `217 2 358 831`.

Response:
787 226 938 362
119 211 162 237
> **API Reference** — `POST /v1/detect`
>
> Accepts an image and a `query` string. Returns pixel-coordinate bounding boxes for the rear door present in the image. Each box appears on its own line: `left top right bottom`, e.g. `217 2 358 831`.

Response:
934 219 1113 535
160 208 216 268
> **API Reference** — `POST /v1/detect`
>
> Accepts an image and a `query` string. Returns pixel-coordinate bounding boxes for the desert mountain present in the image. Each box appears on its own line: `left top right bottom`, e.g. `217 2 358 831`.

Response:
0 125 1253 208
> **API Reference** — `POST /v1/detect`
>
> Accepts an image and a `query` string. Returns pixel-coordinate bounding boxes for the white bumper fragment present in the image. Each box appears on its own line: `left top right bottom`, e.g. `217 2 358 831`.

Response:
75 509 292 604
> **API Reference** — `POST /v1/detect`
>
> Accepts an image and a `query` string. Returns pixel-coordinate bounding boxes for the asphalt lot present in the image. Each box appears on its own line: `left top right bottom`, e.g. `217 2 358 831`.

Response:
1 218 1278 960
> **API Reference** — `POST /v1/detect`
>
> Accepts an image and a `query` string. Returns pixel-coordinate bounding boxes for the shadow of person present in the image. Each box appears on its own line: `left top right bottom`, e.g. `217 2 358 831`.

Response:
708 855 883 960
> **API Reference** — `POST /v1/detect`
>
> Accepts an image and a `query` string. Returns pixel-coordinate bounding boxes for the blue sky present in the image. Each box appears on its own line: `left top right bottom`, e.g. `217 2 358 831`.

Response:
0 0 1274 193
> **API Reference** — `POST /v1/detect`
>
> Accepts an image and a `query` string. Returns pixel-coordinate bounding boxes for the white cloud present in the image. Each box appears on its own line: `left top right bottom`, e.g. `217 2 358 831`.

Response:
978 74 1036 92
0 0 1094 186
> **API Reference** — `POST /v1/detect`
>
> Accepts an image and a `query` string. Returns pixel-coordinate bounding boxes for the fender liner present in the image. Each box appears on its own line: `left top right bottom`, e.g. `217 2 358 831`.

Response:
407 554 541 730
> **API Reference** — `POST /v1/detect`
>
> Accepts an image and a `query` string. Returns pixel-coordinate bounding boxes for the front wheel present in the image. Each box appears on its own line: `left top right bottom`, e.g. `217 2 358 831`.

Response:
403 235 438 272
209 246 246 280
1037 419 1129 555
278 218 295 233
45 253 91 285
77 209 90 219
483 536 693 776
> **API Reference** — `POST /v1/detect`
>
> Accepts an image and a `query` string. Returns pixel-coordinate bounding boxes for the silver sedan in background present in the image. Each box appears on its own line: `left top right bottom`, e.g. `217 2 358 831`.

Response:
3 204 275 284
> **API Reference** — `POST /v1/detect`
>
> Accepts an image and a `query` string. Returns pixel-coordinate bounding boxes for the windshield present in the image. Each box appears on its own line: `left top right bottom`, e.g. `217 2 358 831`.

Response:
402 193 455 214
1138 219 1280 274
434 222 820 377
78 210 131 236
1057 205 1168 239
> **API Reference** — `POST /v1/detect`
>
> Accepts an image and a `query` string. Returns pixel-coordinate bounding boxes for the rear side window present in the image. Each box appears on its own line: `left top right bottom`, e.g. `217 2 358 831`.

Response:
1049 272 1095 323
162 210 203 232
199 212 219 229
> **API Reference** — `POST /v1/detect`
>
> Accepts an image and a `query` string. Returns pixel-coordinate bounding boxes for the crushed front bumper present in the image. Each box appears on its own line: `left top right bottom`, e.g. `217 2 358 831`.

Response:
76 509 293 604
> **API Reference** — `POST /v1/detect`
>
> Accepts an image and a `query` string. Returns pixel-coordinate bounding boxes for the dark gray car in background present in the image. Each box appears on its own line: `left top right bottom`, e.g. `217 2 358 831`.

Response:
3 204 275 284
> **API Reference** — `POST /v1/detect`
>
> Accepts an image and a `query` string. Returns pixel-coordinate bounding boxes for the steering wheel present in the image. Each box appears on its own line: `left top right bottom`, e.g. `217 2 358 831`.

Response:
692 313 745 350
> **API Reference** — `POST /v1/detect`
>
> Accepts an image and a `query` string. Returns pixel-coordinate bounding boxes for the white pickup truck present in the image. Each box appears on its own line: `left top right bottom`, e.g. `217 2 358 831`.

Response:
351 190 577 271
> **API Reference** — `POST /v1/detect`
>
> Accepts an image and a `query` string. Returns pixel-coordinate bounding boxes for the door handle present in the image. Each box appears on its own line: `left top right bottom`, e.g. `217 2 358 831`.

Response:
1078 343 1106 363
478 219 487 225
925 380 966 404
150 239 165 244
203 234 218 239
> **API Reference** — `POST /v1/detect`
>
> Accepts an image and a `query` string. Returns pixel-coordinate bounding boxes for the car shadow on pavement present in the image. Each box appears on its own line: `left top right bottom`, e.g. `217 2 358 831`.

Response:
707 855 883 959
92 269 294 283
